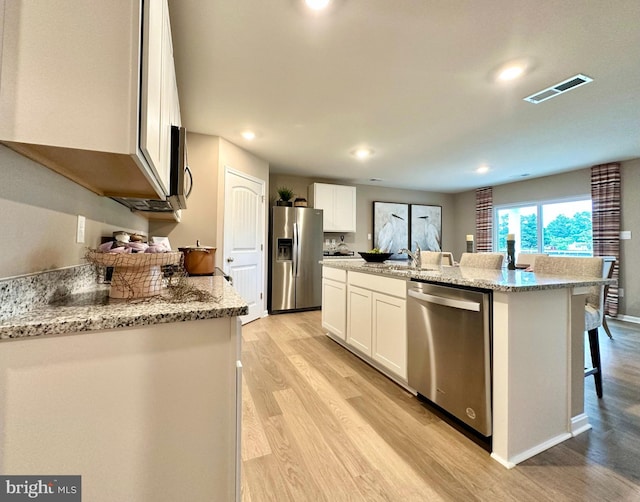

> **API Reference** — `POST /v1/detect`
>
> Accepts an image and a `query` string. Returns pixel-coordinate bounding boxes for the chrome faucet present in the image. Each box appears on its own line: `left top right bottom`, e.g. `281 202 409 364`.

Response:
400 243 421 268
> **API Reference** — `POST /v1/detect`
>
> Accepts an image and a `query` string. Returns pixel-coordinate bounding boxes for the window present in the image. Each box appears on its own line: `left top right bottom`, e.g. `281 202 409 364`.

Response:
495 197 593 257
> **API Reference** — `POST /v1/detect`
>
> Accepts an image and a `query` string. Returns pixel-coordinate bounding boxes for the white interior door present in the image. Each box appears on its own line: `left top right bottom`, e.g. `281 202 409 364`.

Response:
223 167 265 324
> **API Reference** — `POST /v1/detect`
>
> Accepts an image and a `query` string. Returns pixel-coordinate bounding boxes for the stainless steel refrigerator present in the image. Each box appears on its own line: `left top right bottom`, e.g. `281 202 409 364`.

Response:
270 206 323 313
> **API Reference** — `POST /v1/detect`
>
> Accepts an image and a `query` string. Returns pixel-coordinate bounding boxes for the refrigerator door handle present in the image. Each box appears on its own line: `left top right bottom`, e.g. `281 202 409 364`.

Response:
293 222 299 277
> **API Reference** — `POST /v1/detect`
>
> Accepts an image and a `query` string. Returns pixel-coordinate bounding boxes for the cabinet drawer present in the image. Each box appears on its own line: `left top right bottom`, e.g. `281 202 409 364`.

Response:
348 271 406 298
323 266 346 282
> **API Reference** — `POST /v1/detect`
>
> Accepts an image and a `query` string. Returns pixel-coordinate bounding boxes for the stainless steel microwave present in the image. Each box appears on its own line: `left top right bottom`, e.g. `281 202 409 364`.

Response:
111 125 192 212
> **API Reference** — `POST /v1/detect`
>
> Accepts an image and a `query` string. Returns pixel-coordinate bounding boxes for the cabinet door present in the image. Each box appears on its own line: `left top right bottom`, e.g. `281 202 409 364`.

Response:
372 293 407 379
140 0 163 183
322 278 346 339
334 185 357 233
159 0 176 191
140 0 172 195
314 183 335 231
346 285 372 356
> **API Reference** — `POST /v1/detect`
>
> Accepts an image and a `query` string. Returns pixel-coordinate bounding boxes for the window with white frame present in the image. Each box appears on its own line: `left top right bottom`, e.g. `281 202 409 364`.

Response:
494 197 593 257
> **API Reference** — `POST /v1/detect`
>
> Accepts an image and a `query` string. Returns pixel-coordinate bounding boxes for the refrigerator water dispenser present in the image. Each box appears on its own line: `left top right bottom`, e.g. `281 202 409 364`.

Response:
277 239 293 261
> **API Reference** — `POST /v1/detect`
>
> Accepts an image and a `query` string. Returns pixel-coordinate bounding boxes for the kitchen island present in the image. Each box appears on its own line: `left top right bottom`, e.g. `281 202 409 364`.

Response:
0 268 247 502
321 259 611 468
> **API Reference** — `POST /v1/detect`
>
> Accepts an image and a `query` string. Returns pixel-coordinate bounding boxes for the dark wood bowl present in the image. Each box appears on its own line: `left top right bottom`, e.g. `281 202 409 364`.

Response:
358 252 393 262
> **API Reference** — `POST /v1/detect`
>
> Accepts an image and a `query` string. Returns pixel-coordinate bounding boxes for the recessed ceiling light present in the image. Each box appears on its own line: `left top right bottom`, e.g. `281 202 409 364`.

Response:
305 0 330 10
353 148 374 160
497 65 525 81
476 165 490 174
492 58 534 83
241 130 256 140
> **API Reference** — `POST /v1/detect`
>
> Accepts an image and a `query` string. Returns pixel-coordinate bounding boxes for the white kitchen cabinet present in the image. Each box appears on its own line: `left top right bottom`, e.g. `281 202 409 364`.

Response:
372 291 407 379
0 317 241 501
347 284 373 356
322 267 347 340
309 183 357 232
0 0 179 200
141 0 181 195
345 271 407 380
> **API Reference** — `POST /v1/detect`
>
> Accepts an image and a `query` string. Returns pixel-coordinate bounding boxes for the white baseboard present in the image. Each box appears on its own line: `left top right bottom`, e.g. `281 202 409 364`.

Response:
490 453 516 469
492 432 572 468
571 413 592 436
615 314 640 324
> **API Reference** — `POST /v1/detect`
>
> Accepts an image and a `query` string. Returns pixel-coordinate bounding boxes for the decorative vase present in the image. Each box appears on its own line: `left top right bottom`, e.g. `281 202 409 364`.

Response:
507 239 516 270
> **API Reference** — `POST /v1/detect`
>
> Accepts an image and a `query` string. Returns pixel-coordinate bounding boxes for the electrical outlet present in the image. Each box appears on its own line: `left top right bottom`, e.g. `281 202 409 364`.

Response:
618 287 624 298
367 233 372 240
76 215 86 243
620 230 632 240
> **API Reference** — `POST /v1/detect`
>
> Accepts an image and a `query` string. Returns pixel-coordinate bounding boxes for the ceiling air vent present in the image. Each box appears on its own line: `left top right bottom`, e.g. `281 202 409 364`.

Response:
523 74 593 104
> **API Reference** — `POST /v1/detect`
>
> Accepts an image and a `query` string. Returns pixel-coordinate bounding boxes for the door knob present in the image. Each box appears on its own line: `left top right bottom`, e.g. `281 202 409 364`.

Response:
227 257 234 262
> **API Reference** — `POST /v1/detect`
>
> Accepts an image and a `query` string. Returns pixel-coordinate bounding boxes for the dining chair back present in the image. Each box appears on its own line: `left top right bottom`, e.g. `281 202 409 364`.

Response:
516 253 548 270
419 251 443 266
459 252 504 270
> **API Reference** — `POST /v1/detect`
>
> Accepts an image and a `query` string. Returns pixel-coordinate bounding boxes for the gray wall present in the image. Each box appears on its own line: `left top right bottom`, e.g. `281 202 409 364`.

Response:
0 145 148 279
269 173 455 255
453 159 640 317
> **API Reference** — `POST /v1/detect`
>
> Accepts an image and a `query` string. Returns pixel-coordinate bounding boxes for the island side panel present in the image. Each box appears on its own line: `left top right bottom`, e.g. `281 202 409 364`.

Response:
570 287 589 433
491 289 571 467
0 317 238 502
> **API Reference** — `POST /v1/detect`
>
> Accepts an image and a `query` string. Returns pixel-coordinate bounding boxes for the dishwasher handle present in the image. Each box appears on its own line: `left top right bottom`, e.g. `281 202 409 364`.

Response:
408 288 481 312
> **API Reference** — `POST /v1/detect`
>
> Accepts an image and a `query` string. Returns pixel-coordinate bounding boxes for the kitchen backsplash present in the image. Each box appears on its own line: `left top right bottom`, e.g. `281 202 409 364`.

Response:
0 264 96 321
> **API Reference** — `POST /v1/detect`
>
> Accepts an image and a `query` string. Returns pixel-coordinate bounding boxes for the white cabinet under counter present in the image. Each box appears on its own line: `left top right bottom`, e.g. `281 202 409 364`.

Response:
0 272 247 502
322 266 347 340
322 266 408 383
309 183 357 232
347 271 407 380
0 0 180 200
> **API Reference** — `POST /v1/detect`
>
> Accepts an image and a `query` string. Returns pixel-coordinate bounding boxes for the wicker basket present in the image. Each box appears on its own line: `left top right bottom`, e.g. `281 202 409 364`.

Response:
88 251 183 299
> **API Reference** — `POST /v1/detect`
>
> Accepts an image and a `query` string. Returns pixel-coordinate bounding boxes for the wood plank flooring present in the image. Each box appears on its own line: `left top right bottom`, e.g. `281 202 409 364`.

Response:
241 312 640 501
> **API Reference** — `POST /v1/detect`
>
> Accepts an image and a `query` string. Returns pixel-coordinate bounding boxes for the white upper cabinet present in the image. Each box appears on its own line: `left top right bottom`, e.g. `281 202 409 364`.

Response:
0 0 179 200
309 183 357 232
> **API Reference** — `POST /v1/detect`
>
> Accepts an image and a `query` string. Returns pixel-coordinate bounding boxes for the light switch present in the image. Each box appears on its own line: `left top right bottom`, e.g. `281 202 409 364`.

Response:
620 230 631 240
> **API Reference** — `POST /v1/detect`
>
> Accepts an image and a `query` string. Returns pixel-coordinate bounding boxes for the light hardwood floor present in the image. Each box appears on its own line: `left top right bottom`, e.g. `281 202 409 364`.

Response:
241 312 640 501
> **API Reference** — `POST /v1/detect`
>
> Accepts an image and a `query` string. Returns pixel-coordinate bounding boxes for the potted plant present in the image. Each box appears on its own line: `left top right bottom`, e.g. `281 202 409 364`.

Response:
276 186 294 206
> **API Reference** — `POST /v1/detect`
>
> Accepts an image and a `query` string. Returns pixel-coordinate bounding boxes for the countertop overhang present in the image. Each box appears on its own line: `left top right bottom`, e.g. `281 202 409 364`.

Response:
0 276 248 341
321 259 613 292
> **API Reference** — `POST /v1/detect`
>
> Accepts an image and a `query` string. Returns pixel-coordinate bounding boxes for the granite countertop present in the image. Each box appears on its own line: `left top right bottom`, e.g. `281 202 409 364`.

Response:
0 275 248 341
321 259 613 292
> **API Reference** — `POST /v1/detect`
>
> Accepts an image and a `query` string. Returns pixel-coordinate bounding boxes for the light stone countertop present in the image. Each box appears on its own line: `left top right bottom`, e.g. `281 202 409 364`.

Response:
321 259 613 292
0 275 248 341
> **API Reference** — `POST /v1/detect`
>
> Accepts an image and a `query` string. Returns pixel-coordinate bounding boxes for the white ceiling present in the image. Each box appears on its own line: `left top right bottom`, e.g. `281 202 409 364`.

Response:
168 0 640 193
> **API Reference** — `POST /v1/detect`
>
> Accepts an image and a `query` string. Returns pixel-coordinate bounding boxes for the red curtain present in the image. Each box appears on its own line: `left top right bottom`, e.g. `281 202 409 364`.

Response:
475 187 493 253
591 163 621 316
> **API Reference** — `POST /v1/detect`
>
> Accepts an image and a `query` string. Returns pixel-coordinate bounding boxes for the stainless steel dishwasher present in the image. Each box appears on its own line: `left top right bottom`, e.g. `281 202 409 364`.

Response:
407 280 492 437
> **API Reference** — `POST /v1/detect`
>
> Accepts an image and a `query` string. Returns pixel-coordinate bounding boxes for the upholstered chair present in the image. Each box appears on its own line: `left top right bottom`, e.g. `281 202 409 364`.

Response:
534 256 605 398
419 251 443 266
459 252 504 270
515 253 548 270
